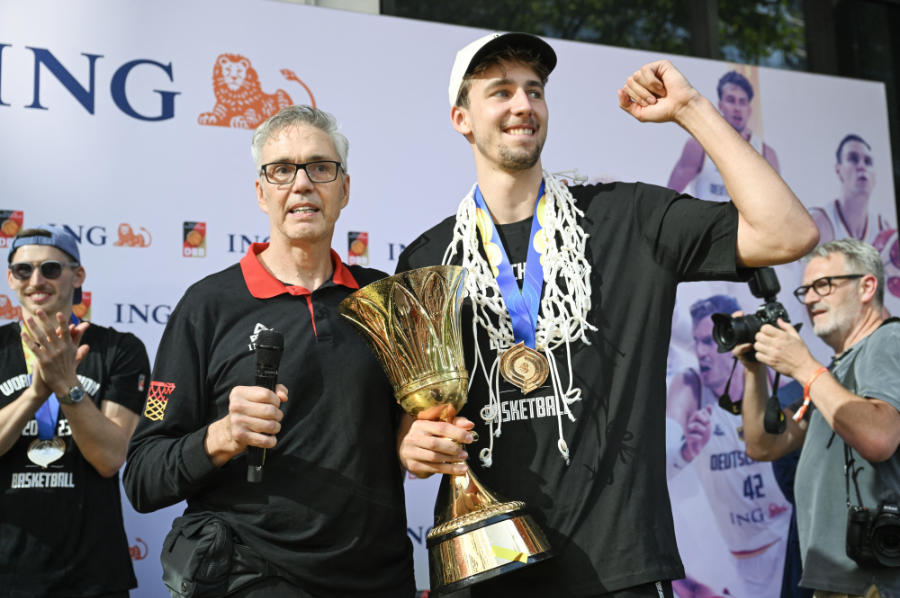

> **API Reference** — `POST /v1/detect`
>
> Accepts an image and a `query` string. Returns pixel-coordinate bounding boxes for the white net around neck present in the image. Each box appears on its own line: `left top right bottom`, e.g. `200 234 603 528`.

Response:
442 172 597 465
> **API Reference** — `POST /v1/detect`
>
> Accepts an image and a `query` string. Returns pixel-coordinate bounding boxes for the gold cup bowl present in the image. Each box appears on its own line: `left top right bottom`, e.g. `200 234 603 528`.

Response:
339 265 552 593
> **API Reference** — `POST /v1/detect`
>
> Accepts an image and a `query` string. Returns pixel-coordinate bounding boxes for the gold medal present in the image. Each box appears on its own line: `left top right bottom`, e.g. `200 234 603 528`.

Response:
499 342 550 395
27 436 66 469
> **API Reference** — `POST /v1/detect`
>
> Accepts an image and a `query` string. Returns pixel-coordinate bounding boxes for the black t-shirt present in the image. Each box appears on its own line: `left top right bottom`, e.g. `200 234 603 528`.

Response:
495 218 532 288
0 322 149 597
397 181 743 596
123 245 415 598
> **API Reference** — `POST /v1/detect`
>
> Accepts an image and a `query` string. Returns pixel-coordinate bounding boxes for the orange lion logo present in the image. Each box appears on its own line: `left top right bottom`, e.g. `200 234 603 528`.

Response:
0 295 21 320
198 54 316 129
129 538 148 561
113 223 152 248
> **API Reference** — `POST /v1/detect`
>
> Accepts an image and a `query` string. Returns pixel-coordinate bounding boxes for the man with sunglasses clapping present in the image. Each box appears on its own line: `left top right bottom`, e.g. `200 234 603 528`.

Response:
0 225 151 597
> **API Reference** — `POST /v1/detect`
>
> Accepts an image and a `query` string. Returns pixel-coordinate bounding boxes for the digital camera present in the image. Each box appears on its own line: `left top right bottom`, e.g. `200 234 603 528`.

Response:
846 501 900 568
711 267 790 353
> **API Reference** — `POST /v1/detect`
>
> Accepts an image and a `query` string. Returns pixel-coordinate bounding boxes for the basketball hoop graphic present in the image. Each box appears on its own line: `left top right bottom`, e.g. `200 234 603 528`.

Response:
143 381 176 421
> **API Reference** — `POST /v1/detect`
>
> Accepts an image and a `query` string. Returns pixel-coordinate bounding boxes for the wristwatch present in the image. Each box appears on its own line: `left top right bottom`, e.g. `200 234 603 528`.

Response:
57 385 85 405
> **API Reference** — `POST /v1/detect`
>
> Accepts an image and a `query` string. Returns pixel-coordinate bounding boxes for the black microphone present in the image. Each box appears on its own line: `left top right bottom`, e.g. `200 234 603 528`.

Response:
247 328 284 483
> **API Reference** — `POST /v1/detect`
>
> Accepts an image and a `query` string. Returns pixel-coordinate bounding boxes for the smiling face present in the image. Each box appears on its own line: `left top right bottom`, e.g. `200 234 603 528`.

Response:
7 244 84 320
836 140 876 200
254 123 349 249
718 82 751 134
451 60 548 173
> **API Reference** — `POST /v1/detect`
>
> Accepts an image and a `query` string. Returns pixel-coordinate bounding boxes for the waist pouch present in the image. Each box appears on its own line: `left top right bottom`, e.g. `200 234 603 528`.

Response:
161 515 234 598
160 514 298 597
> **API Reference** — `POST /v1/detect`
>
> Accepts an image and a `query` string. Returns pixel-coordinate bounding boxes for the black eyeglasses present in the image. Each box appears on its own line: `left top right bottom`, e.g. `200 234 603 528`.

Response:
792 274 864 303
9 260 80 281
259 160 342 184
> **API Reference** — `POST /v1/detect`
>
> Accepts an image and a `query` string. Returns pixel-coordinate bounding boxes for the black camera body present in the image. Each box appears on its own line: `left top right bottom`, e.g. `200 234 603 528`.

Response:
711 267 790 354
846 501 900 568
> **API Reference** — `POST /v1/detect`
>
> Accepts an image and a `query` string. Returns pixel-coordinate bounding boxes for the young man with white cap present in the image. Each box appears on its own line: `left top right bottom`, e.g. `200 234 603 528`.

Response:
396 32 819 597
0 225 150 596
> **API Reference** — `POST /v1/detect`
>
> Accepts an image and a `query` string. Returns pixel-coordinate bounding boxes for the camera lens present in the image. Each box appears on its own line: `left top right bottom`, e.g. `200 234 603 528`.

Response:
711 313 760 352
872 512 900 567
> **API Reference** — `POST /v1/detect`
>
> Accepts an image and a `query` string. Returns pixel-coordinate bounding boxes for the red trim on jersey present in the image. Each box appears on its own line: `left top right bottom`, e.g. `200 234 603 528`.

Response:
240 243 359 298
239 243 359 336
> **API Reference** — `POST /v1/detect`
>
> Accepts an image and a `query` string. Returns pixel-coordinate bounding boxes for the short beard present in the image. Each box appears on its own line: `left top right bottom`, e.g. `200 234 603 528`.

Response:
812 300 856 347
495 142 542 171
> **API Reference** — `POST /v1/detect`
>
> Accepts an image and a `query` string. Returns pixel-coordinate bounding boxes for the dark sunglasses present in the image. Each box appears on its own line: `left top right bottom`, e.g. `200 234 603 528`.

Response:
9 260 80 281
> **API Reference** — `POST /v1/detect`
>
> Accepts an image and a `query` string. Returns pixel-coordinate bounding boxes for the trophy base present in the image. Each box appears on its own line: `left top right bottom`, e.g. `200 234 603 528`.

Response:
426 501 553 594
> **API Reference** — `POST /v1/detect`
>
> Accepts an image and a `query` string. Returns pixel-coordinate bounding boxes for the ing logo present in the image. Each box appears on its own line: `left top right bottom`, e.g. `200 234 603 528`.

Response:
0 295 21 320
113 223 152 247
198 54 316 129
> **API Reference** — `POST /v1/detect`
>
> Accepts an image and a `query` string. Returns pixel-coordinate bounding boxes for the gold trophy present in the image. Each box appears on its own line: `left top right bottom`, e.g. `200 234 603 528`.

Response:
338 265 552 593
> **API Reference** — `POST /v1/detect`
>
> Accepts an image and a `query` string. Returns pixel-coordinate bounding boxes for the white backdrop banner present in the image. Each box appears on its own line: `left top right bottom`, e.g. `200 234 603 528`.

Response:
1 1 896 595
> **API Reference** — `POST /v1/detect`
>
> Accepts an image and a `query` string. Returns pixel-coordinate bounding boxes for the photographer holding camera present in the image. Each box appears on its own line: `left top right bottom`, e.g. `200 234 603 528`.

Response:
735 238 900 598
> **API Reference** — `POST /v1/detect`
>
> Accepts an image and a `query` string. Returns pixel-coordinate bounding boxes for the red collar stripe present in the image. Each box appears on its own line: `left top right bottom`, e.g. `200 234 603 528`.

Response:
239 243 359 299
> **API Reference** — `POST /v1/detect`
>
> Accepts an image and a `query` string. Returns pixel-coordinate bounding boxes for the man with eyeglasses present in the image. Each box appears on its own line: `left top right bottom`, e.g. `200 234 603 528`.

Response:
395 31 818 597
736 238 900 598
0 225 150 597
123 105 414 597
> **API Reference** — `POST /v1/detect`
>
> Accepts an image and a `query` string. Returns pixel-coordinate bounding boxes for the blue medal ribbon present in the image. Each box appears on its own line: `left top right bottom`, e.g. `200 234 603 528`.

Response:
34 394 60 441
472 181 546 349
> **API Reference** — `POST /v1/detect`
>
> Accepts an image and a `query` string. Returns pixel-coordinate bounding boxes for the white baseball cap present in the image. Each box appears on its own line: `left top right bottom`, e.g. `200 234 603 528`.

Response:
448 31 557 107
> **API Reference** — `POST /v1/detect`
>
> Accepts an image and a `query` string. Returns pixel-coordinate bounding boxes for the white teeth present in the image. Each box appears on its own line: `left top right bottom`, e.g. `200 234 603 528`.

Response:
507 128 533 136
290 207 317 214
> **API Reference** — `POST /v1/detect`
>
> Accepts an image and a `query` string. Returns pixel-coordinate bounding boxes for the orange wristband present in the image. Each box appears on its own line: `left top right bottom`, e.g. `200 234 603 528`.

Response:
793 365 828 422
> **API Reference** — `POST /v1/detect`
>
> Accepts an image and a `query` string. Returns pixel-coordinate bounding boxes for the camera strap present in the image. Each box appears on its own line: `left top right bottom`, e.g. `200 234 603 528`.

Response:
717 357 742 414
844 441 866 509
835 319 899 489
715 358 787 433
763 371 787 434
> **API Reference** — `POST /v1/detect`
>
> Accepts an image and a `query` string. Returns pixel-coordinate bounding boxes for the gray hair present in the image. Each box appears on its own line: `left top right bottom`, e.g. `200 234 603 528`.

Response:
250 105 349 173
808 238 884 306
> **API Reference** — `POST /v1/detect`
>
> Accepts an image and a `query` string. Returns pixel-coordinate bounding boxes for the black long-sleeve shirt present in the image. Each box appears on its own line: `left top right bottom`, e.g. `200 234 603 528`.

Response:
124 244 414 597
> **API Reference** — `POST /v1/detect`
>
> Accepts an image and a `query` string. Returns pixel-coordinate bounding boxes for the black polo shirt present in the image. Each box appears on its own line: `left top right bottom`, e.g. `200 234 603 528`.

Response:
124 243 414 597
